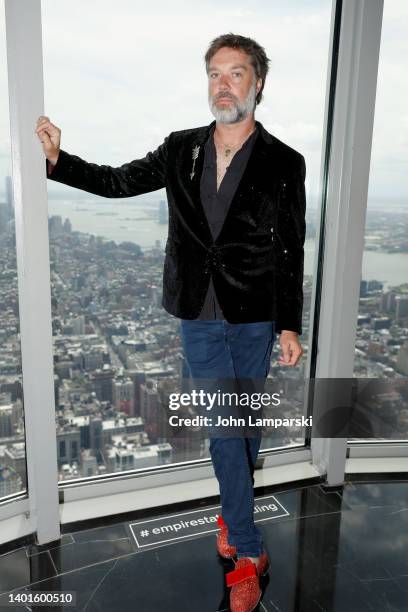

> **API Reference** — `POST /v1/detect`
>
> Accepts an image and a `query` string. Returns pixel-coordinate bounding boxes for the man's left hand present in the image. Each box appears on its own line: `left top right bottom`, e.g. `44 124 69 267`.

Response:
278 330 303 366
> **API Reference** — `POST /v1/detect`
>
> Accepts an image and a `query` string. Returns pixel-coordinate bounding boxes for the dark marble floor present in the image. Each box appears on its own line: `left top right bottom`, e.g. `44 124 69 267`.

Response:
0 478 407 611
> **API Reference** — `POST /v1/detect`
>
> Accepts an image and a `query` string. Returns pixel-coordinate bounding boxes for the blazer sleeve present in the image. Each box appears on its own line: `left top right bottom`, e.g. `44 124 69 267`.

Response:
274 154 306 336
45 137 169 198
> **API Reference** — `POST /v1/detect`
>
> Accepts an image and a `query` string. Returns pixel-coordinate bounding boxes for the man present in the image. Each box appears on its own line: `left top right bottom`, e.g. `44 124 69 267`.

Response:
36 33 306 612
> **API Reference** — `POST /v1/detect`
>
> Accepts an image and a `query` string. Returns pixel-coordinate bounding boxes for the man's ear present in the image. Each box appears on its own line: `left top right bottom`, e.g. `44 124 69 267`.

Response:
256 78 262 94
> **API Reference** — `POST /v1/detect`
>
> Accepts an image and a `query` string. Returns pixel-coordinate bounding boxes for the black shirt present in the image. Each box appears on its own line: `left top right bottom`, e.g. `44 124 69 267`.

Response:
196 124 259 320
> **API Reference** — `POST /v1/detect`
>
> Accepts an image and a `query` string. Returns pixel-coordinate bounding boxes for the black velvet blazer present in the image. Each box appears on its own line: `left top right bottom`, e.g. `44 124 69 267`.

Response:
46 119 306 335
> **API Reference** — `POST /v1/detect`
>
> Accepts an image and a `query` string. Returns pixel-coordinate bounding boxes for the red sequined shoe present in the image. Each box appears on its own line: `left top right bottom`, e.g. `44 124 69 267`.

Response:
226 552 270 612
216 515 237 559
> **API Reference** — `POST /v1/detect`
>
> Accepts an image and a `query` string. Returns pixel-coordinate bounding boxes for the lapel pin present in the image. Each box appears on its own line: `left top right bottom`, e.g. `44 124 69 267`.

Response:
190 144 200 180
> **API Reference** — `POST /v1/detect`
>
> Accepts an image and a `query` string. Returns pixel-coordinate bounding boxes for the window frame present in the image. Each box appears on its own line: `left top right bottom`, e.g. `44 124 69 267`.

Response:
2 0 397 549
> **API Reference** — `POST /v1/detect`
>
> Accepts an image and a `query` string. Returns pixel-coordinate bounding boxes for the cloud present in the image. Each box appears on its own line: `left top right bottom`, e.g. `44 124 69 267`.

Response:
0 0 407 200
36 0 333 191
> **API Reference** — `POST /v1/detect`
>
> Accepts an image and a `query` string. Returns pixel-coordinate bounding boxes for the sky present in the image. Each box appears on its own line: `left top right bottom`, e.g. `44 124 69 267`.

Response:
0 0 407 201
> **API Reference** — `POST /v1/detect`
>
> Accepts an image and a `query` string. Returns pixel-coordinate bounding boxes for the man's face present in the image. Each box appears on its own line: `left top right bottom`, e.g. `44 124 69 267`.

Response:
207 46 262 124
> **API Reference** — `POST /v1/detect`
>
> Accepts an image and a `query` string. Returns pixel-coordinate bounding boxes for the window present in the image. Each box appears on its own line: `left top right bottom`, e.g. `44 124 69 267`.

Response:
0 0 27 501
350 0 408 442
41 0 332 479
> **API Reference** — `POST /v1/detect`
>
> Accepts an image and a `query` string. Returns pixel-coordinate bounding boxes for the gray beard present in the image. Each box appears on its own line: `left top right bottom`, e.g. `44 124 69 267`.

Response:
209 82 257 124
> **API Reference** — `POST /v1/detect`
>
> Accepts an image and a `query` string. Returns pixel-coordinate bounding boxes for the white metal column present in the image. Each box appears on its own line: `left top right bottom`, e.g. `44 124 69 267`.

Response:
309 0 384 484
5 0 60 543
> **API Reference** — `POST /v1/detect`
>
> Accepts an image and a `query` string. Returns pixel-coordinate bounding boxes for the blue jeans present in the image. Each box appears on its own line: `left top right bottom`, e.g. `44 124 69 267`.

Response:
179 319 276 558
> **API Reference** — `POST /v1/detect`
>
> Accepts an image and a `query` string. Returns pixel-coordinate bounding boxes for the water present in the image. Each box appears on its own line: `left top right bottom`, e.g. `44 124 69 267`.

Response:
48 198 408 289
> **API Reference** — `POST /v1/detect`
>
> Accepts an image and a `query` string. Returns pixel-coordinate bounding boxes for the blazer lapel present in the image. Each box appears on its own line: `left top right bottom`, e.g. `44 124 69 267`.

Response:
213 121 277 244
177 119 278 247
180 120 215 245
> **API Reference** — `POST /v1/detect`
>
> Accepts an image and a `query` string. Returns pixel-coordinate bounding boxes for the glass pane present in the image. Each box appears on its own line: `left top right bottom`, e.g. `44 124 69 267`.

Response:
41 0 332 480
0 1 27 499
351 0 408 441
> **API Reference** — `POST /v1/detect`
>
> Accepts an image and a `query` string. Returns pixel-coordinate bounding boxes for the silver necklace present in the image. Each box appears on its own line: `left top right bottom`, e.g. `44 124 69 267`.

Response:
214 128 255 158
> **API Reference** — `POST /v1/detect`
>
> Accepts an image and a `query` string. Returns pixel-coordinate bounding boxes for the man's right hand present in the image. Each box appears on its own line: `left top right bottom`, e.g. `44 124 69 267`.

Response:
35 116 61 165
